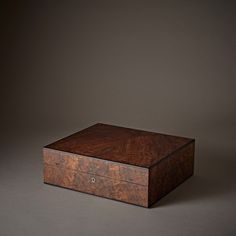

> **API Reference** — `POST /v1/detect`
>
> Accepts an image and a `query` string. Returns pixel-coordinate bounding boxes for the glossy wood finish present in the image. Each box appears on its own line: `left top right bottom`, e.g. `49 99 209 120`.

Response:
45 123 193 168
44 148 148 186
43 123 195 207
44 164 148 207
148 142 195 206
43 148 149 206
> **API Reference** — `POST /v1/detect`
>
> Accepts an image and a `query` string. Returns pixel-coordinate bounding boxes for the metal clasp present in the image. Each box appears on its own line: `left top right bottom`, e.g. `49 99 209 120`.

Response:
91 177 96 183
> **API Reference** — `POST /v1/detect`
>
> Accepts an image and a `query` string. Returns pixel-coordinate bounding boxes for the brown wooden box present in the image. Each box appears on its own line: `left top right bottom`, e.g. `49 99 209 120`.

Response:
43 123 195 207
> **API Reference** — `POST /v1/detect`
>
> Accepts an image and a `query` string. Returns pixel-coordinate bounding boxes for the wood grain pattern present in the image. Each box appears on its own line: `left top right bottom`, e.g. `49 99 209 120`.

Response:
43 148 148 186
43 123 195 207
44 164 148 207
148 142 195 207
45 123 193 168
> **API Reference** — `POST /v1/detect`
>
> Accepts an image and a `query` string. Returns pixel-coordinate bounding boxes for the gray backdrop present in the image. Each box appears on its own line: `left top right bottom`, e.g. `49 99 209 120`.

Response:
1 1 236 235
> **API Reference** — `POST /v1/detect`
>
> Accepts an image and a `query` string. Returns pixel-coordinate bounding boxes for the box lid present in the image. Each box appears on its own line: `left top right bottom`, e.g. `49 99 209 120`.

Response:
45 123 194 168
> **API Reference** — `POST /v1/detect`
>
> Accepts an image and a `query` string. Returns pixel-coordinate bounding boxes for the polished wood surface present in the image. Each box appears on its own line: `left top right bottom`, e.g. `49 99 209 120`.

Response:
45 123 193 168
43 123 195 207
148 142 195 206
44 164 148 207
44 148 149 206
44 148 148 186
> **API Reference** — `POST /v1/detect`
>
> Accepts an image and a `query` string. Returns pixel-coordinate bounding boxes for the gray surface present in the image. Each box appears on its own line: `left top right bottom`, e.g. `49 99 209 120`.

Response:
1 1 236 235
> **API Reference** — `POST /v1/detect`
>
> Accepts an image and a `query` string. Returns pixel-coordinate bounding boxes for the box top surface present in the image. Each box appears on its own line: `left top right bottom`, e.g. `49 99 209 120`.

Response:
45 123 194 168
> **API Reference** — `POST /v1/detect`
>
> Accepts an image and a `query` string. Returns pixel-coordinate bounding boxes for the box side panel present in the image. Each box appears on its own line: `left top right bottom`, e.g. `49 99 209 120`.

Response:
43 148 148 186
43 148 149 207
148 141 195 207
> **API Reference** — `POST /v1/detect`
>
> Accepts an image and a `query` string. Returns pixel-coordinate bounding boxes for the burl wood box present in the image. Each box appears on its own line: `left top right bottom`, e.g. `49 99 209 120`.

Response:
43 123 195 207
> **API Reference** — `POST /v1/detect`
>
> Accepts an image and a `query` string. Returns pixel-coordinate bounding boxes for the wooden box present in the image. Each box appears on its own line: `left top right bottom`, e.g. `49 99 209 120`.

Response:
43 123 195 207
